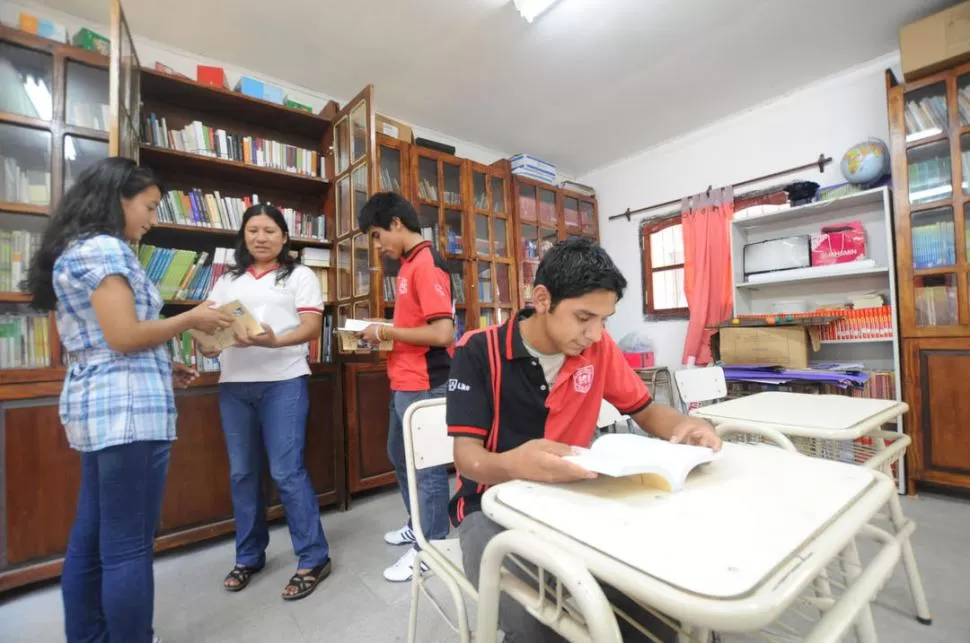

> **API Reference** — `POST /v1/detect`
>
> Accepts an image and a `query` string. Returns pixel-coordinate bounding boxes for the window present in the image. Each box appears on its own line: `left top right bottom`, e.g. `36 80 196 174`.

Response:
641 217 688 318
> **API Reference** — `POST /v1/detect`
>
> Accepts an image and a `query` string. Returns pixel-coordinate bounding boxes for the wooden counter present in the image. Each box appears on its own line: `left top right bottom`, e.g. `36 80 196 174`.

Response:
0 365 345 593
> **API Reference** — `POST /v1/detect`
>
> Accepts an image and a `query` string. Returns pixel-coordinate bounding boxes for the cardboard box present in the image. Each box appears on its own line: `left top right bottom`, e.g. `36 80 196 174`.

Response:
718 326 809 369
900 1 970 81
376 114 413 143
235 76 264 99
197 65 228 89
72 27 109 56
285 99 313 113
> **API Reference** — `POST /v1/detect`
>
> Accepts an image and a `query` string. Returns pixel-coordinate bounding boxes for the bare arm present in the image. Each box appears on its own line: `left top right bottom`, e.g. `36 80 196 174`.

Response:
272 312 323 348
386 318 455 347
454 436 595 485
632 401 722 450
91 276 231 354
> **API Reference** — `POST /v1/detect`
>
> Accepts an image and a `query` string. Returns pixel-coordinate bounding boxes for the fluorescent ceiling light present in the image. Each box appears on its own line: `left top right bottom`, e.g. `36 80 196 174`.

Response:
513 0 563 23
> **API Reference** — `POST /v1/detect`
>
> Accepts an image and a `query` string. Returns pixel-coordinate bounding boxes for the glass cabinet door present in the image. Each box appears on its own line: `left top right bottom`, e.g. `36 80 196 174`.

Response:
0 42 53 121
378 142 403 193
474 171 487 211
417 156 437 202
904 82 948 144
907 140 952 206
0 124 51 206
352 233 370 297
67 61 109 131
563 196 580 230
518 183 537 222
64 135 108 192
538 187 557 227
443 161 461 207
911 207 956 269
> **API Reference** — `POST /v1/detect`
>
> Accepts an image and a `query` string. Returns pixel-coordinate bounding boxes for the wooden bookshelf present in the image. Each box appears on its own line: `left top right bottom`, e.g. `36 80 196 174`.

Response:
886 64 970 492
0 4 349 593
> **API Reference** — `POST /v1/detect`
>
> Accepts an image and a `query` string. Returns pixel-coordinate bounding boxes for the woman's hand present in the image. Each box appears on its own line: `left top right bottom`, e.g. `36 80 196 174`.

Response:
187 301 234 334
235 323 278 348
172 362 199 389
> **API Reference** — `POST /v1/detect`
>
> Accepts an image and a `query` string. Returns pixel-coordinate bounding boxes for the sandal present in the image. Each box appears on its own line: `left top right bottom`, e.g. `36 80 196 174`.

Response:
223 564 262 592
281 558 332 601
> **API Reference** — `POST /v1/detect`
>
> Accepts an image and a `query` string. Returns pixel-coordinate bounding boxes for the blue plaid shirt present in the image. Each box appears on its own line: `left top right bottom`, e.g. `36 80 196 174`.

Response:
55 234 176 452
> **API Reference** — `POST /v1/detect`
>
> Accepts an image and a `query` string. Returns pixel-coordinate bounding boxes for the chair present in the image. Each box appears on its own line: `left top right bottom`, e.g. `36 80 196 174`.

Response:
402 398 629 642
402 397 477 643
673 365 727 412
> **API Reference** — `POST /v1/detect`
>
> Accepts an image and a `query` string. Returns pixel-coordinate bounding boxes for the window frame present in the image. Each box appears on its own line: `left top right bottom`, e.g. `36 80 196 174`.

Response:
641 215 689 319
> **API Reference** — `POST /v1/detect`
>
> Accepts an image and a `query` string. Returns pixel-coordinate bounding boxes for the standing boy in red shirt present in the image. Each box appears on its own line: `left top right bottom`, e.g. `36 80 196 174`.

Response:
358 192 455 583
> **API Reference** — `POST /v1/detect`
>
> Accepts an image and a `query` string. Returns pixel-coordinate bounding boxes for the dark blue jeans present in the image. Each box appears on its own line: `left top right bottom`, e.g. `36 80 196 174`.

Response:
219 376 330 569
388 385 450 541
61 440 171 643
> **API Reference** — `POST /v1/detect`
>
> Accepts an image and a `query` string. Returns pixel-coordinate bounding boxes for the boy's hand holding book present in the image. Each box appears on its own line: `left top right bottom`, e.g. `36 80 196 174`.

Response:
507 439 599 484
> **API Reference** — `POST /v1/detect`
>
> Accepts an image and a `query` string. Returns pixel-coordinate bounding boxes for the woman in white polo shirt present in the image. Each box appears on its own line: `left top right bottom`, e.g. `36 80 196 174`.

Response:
203 204 331 601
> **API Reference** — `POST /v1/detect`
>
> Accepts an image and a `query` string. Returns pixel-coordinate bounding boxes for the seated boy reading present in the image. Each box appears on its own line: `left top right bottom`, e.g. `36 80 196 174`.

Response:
446 238 721 642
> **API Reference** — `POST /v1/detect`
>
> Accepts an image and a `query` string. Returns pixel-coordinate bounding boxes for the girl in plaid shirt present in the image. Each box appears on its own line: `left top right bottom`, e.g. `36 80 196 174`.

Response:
25 158 234 643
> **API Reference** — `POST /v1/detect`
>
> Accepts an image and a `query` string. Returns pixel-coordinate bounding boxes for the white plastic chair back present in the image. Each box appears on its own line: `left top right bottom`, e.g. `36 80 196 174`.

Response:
596 400 624 429
407 399 454 470
674 366 727 408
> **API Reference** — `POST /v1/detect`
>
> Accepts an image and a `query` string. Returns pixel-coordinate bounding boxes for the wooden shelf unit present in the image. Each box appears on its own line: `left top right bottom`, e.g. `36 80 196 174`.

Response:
510 173 599 307
0 6 349 592
887 65 970 492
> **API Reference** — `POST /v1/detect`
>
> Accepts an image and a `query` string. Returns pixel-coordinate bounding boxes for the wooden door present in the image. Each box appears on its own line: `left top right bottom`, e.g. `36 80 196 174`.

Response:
343 362 395 494
108 0 139 159
328 85 378 328
903 337 970 489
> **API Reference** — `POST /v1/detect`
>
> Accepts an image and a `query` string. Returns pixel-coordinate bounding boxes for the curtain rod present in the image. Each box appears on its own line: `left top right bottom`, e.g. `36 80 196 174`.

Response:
608 153 832 222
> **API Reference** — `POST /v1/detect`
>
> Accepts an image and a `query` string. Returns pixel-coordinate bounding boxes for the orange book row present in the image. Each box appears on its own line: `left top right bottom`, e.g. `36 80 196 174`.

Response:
816 306 893 341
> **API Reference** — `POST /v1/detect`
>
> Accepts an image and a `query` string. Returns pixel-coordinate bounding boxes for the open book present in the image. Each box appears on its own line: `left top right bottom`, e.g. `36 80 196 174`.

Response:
188 300 266 353
563 433 718 492
337 318 392 333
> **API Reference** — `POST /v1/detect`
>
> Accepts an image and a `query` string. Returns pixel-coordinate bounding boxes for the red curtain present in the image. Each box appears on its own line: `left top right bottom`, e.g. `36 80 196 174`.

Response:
681 187 734 366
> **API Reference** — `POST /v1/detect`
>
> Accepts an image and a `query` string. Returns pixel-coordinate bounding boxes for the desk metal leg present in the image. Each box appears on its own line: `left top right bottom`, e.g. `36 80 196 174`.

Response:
887 492 933 624
841 539 879 643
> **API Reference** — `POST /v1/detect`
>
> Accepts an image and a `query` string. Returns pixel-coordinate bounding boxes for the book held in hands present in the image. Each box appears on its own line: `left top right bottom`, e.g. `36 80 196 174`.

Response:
188 300 265 353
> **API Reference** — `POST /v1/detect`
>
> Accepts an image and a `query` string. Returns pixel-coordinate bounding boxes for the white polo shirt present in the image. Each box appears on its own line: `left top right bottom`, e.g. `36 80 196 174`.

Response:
208 263 323 383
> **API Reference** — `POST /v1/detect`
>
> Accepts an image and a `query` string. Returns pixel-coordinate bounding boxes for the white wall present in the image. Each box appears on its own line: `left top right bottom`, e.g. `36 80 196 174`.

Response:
2 1 510 165
580 53 902 368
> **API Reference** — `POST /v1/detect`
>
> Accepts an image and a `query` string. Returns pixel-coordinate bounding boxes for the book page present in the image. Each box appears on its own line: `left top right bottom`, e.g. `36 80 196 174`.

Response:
338 318 392 333
564 433 716 490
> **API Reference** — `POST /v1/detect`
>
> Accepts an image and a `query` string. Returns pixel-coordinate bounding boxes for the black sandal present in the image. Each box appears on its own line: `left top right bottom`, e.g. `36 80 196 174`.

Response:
223 564 262 592
281 559 332 601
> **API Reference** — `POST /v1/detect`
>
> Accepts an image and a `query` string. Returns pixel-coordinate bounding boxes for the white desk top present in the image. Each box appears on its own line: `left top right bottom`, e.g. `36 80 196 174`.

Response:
485 443 875 599
690 392 907 439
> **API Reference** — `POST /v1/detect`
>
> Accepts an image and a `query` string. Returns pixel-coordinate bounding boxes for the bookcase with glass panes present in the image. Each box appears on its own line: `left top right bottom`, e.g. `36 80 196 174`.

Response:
375 133 515 343
512 174 599 307
0 24 111 385
887 65 970 492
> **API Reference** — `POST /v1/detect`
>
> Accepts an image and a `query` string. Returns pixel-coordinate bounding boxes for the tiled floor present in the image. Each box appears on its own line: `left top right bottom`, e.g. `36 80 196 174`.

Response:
0 488 968 642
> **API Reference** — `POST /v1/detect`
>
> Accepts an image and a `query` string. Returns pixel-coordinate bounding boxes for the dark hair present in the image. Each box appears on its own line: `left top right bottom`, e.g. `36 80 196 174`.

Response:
534 238 627 307
230 204 296 282
357 192 421 233
25 157 163 311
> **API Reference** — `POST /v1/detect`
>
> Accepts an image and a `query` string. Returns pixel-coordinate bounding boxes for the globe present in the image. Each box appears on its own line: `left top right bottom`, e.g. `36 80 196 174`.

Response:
840 138 890 185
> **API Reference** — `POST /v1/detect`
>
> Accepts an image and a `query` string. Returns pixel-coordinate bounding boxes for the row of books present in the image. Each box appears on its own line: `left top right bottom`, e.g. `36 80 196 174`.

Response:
0 230 42 292
141 112 320 178
137 245 330 303
0 155 50 205
912 219 958 268
908 157 952 203
517 196 557 226
69 101 110 132
157 189 326 240
914 283 957 327
416 177 461 206
815 306 894 341
0 314 52 369
380 272 467 305
904 94 947 139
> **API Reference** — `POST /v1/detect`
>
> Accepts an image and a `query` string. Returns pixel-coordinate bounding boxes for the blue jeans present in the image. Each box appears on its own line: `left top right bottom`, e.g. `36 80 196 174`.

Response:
219 376 329 569
388 385 450 541
61 440 172 643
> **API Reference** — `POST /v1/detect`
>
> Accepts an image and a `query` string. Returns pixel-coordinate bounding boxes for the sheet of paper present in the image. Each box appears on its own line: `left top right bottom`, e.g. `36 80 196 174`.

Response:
338 318 392 333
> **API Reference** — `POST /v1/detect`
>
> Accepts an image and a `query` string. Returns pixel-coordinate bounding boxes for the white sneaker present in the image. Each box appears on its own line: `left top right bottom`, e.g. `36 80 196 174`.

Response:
153 636 161 643
383 547 428 583
383 524 416 546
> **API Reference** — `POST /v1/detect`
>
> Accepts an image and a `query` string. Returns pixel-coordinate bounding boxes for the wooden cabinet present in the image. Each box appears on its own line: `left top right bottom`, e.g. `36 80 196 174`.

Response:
343 362 395 495
887 66 970 490
901 338 970 489
511 174 599 307
0 371 344 592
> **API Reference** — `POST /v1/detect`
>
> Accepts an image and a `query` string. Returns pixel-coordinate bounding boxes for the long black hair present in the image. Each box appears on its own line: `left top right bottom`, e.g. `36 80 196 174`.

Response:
229 204 296 282
25 157 163 311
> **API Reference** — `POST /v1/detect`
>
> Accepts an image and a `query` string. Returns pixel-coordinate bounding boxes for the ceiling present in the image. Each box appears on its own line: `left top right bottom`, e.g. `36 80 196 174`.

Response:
43 0 956 175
